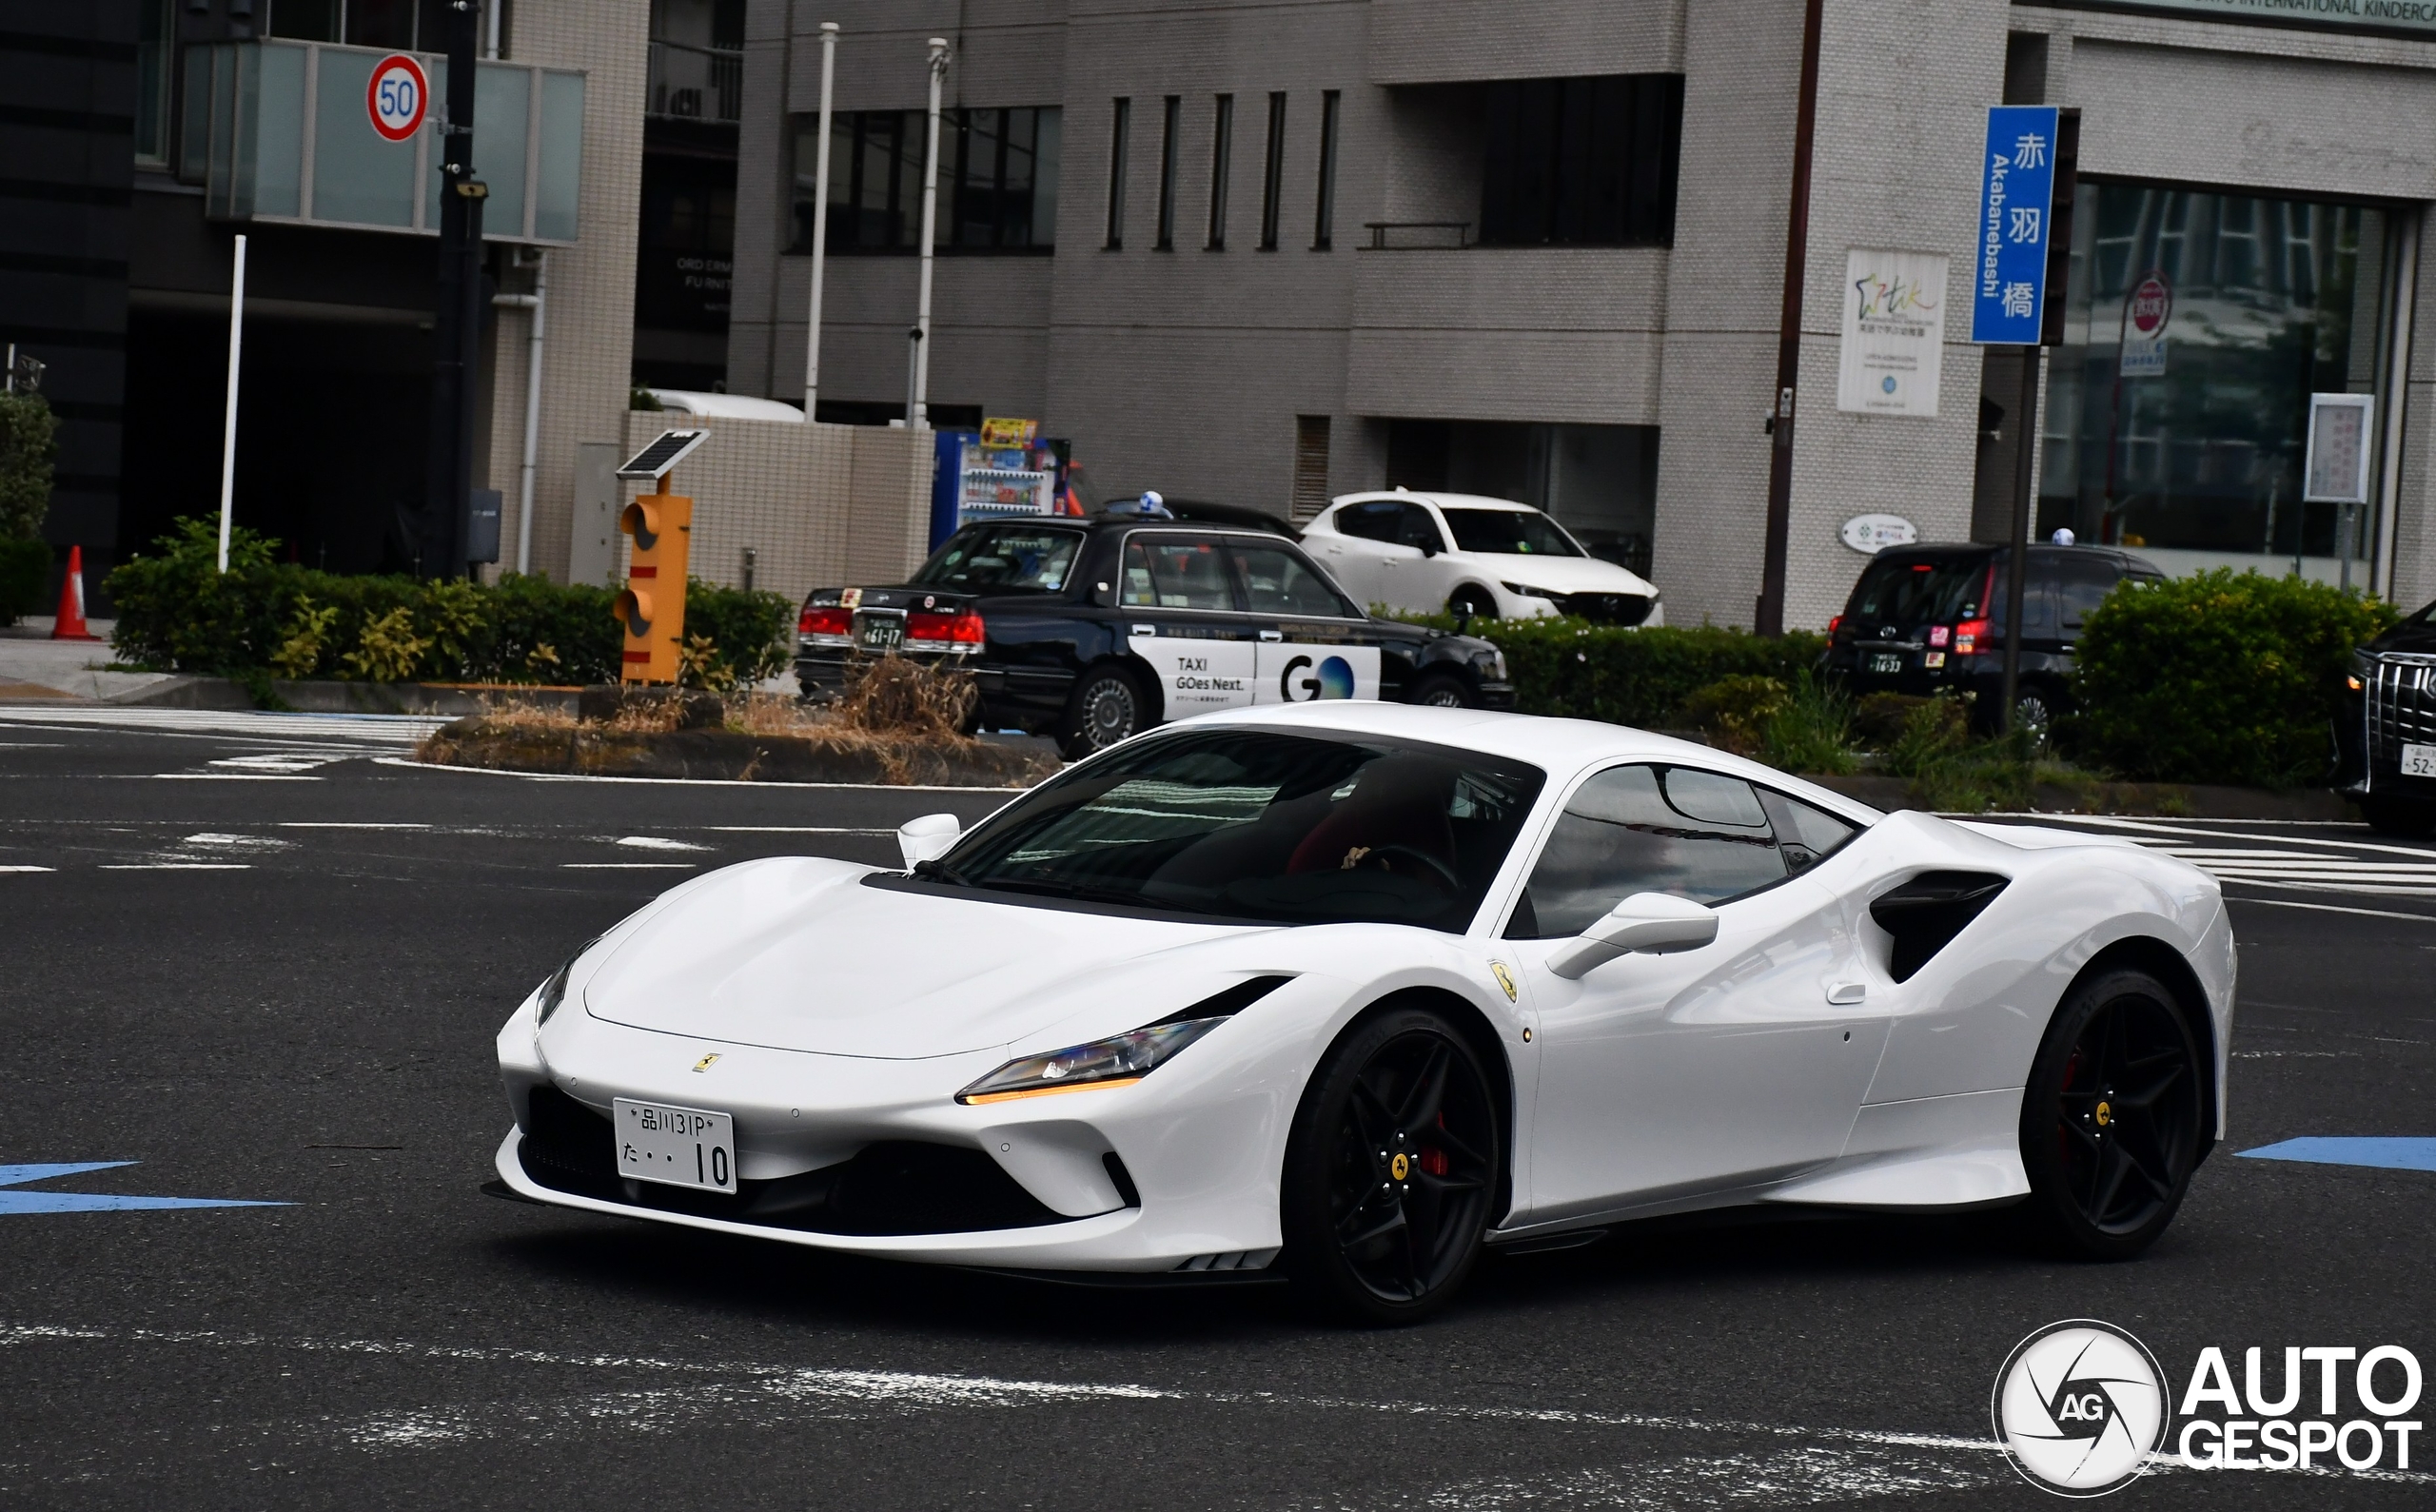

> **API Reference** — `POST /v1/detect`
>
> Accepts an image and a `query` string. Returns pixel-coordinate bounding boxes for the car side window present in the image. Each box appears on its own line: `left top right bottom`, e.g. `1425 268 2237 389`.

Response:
1229 542 1359 618
1334 502 1403 542
1756 789 1860 874
2058 559 2121 630
1505 764 1786 938
1122 535 1238 611
1395 505 1445 553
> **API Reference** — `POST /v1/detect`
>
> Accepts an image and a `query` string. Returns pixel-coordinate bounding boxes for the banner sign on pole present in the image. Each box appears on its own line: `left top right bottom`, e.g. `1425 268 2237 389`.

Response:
1970 105 2061 345
1837 248 1948 417
2304 393 2374 505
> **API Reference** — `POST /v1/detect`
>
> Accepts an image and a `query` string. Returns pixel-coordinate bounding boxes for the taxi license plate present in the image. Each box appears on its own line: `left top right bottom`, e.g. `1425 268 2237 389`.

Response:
1868 653 1904 675
2404 743 2436 778
614 1097 737 1192
855 615 905 654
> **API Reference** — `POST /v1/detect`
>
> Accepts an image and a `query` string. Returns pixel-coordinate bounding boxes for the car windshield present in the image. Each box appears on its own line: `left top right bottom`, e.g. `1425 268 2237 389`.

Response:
911 525 1086 593
1441 508 1583 558
1846 555 1990 626
930 728 1546 932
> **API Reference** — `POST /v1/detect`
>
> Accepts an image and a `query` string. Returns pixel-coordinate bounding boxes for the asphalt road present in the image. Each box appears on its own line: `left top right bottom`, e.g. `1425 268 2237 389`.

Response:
0 706 2430 1510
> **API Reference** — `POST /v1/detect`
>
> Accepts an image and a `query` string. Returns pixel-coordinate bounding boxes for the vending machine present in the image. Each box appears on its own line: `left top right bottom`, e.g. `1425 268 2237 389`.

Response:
927 419 1078 548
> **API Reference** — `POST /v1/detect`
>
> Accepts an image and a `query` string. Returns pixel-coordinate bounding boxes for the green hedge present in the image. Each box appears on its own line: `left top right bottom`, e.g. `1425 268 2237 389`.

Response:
107 517 793 688
2069 569 2397 788
0 536 47 622
1422 617 1828 728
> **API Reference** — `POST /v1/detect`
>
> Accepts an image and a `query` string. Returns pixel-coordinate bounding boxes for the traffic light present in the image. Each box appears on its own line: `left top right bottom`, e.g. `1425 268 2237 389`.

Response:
616 487 692 684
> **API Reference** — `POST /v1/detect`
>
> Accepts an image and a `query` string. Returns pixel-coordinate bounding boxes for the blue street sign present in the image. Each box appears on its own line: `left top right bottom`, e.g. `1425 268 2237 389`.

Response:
1970 105 2061 344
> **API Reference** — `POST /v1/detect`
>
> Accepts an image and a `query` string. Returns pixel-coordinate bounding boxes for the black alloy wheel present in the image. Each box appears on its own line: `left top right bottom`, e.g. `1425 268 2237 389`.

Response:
1282 1006 1502 1324
1405 670 1474 709
1058 665 1146 760
2017 967 2204 1260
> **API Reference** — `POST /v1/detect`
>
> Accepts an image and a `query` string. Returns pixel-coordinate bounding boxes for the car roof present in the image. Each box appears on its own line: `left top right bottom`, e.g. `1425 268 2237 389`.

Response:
1331 491 1537 513
1867 541 2159 570
1166 703 1886 825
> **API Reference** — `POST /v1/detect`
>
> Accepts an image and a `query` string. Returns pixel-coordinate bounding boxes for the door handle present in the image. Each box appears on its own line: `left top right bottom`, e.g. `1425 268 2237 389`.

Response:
1259 630 1282 642
1825 981 1867 1005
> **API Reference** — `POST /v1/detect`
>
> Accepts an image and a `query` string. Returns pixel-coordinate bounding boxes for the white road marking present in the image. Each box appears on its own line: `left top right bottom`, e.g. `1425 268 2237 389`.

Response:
705 825 896 834
2031 813 2436 863
279 822 433 830
97 863 251 871
146 773 323 781
2227 897 2436 922
0 706 444 741
181 833 294 852
614 835 709 852
375 756 1030 792
0 1322 2424 1494
209 753 357 773
561 862 697 870
0 865 55 873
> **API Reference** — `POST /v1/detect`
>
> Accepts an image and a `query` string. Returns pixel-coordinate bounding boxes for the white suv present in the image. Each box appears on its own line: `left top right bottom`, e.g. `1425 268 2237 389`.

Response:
1302 491 1663 625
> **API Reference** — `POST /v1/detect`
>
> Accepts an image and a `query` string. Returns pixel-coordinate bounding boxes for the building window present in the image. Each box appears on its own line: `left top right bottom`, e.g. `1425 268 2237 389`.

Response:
1260 92 1286 251
2039 180 2395 572
648 0 746 123
1207 94 1233 250
1478 74 1683 248
1292 415 1332 520
1313 89 1340 251
791 107 1061 253
1155 95 1180 250
135 0 174 165
1106 97 1130 249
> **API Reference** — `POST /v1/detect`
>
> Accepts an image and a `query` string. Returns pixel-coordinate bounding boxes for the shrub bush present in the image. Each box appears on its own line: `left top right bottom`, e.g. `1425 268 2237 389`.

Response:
1401 615 1828 728
2069 569 2398 788
0 535 48 621
107 516 791 688
0 390 57 541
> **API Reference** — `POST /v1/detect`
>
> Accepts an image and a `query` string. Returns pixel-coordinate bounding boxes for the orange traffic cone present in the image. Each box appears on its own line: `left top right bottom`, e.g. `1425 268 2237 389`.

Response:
49 544 98 641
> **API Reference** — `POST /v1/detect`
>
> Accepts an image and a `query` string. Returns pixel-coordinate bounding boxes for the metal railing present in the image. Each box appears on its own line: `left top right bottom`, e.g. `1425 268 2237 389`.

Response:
1363 221 1474 249
647 38 741 123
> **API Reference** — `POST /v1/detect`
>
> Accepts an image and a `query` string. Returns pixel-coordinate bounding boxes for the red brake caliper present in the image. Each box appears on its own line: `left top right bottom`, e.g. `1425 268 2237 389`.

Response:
1422 1111 1450 1176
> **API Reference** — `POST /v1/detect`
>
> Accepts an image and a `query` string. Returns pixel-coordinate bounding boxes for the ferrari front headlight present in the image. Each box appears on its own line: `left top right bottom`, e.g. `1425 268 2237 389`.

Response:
534 937 599 1026
957 1017 1228 1105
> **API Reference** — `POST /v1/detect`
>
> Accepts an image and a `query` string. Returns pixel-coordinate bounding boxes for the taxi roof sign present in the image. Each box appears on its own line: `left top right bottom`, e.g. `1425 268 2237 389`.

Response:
617 429 710 481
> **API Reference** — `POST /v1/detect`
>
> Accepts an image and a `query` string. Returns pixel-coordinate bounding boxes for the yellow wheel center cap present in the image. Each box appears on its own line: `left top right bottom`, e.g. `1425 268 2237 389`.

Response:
1390 1152 1411 1182
2095 1102 2112 1128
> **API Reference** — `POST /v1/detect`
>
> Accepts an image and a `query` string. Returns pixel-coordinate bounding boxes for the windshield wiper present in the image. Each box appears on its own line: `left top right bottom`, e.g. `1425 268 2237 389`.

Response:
912 857 972 887
973 875 1145 907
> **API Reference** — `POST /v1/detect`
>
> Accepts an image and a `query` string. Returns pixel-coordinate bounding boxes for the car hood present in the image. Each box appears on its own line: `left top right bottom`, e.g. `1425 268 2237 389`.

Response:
581 857 1273 1058
1466 555 1656 596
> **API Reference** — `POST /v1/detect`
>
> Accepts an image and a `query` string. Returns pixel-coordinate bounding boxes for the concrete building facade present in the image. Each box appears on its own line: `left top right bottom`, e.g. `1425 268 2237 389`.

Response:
727 0 2436 630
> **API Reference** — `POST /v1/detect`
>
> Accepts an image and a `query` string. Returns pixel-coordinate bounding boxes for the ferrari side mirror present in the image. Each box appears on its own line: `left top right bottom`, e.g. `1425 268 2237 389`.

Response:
897 813 963 870
1544 893 1718 979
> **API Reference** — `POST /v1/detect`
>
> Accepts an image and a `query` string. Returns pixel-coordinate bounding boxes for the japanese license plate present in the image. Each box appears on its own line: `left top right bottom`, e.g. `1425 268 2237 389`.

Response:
855 614 905 654
614 1097 737 1192
2403 743 2436 779
1868 653 1904 675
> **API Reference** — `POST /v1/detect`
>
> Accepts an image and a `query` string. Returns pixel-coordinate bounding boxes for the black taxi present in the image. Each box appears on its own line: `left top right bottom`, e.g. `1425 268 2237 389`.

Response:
795 502 1515 758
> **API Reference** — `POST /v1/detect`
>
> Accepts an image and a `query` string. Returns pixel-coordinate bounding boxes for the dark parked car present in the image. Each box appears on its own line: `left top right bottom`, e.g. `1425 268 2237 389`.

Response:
796 506 1516 759
2336 600 2436 835
1823 543 2164 730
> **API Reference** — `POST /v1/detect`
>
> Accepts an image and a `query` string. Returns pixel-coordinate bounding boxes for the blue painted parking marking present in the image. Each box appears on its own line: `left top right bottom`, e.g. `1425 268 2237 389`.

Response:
2236 1137 2436 1173
0 1161 289 1214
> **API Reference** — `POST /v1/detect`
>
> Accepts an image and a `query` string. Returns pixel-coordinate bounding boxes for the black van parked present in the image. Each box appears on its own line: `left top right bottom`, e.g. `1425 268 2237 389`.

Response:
1822 543 2164 730
2335 599 2436 835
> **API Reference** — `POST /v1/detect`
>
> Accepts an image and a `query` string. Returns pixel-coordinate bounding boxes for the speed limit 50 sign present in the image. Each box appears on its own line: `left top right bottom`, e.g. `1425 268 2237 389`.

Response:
366 53 429 142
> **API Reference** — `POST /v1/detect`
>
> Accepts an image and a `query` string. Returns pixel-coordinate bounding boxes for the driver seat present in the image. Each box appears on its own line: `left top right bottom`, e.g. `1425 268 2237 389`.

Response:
1285 758 1457 877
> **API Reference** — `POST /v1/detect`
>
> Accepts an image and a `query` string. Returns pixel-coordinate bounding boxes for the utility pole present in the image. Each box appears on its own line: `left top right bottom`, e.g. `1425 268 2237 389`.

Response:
422 0 486 579
909 37 949 430
802 21 837 420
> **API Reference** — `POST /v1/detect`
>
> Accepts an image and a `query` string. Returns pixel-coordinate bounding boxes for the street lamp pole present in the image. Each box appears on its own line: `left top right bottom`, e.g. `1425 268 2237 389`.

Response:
802 21 837 421
909 36 949 430
423 0 485 579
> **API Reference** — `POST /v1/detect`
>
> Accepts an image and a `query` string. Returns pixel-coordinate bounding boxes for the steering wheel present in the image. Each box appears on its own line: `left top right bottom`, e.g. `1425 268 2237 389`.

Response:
1348 844 1463 894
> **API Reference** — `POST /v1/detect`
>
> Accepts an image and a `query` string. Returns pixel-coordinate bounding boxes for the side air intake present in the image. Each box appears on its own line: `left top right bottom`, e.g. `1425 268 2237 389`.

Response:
1870 872 2009 983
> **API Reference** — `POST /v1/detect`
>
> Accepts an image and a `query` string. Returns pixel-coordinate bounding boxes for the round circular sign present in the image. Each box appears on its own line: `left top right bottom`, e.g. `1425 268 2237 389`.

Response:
365 54 429 143
2127 273 2172 338
1838 513 1918 554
